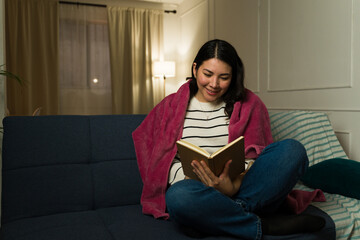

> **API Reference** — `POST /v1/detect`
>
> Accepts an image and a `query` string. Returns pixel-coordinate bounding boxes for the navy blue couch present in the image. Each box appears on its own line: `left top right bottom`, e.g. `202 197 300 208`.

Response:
0 115 335 240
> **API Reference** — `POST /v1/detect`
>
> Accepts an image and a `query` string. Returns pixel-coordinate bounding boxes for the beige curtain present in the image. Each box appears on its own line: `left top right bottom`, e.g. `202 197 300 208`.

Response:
59 4 112 115
5 0 59 115
107 7 164 114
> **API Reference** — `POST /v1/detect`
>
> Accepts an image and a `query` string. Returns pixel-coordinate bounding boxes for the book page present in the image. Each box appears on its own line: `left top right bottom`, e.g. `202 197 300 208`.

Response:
176 140 210 158
210 136 245 179
211 136 244 159
176 141 211 180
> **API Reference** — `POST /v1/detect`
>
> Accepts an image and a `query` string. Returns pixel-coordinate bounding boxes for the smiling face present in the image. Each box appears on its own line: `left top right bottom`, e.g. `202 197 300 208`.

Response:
193 58 232 103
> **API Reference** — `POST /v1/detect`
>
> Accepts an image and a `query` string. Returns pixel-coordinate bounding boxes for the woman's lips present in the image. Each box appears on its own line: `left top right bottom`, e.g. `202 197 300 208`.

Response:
206 88 219 96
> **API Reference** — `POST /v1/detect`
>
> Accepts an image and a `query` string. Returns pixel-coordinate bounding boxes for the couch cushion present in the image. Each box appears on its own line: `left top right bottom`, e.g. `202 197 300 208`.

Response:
2 116 92 169
92 160 143 208
1 115 146 224
301 158 360 200
88 115 145 208
89 115 144 161
268 110 347 166
96 205 238 240
2 165 93 224
2 116 94 224
0 211 113 240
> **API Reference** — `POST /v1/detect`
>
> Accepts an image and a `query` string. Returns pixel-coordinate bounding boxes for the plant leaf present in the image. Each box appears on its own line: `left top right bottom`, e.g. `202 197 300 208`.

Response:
0 67 23 85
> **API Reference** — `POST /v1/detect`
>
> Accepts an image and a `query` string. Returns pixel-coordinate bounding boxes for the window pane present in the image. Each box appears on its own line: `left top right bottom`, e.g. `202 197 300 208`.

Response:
59 4 112 115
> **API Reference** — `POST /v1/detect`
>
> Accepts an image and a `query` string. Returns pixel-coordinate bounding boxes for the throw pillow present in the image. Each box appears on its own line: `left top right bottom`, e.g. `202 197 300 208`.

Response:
300 158 360 200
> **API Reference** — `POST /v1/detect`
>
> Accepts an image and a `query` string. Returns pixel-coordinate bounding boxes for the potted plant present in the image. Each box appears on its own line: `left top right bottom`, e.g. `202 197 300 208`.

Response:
0 64 22 133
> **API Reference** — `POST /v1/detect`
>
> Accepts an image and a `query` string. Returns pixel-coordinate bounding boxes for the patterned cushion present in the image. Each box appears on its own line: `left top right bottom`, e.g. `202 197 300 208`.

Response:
268 110 348 166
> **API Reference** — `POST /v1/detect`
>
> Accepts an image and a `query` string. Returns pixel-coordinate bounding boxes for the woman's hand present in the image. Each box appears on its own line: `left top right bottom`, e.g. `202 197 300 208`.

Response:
191 159 249 197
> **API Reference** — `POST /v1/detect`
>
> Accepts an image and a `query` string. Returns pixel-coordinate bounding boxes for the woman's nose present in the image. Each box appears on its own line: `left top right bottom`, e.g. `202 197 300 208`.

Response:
209 77 219 88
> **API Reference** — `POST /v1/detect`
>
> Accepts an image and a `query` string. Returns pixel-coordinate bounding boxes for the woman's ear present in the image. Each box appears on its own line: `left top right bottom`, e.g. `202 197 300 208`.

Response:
192 63 197 78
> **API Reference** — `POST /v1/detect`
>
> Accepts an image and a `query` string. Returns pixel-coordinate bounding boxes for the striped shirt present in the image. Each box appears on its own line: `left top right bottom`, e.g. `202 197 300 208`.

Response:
168 97 229 185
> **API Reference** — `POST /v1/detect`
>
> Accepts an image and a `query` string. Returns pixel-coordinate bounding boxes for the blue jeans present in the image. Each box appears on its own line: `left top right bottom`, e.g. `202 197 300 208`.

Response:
165 139 309 240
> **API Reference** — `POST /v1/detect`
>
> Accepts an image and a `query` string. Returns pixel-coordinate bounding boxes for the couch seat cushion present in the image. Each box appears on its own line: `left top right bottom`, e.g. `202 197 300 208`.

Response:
1 204 335 240
0 211 113 240
96 205 237 240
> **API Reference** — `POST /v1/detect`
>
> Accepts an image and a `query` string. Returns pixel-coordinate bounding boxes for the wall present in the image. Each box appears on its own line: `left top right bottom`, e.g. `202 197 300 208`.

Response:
210 0 360 161
0 0 4 119
162 5 180 95
0 0 4 223
165 0 210 95
258 0 360 161
212 0 259 91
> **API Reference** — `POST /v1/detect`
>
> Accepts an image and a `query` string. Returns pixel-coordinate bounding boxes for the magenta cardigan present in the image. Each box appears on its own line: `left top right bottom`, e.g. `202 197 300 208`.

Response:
132 81 274 219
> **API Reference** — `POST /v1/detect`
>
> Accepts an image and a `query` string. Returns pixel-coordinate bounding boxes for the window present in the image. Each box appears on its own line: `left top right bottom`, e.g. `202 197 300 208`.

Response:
59 4 112 115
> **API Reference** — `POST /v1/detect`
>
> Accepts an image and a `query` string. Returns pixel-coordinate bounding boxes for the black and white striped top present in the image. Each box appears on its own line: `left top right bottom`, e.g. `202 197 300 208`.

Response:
168 97 229 185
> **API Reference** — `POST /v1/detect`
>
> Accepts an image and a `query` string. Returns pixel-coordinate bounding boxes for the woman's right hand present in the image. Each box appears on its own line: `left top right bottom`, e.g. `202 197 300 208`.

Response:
191 159 250 197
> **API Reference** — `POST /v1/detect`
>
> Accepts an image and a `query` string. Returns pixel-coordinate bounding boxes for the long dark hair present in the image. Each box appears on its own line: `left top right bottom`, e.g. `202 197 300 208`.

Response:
189 39 246 117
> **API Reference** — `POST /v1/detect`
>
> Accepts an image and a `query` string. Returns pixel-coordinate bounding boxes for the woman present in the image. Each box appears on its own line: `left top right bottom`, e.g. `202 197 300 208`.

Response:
133 39 324 239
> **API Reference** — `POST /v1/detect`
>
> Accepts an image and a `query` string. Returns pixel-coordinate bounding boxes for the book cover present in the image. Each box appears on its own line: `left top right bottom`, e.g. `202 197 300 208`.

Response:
176 136 245 181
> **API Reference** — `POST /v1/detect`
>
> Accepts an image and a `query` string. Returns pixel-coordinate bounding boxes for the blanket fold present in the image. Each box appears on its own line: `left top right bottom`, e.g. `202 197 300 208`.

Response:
285 189 326 214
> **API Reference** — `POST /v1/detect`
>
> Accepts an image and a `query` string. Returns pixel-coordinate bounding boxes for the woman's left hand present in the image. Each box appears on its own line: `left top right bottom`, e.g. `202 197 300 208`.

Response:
191 159 245 197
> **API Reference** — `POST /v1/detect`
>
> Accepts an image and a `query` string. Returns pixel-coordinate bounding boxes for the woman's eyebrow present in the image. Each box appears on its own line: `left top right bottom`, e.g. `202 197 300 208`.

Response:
203 69 231 75
219 73 231 76
203 68 213 74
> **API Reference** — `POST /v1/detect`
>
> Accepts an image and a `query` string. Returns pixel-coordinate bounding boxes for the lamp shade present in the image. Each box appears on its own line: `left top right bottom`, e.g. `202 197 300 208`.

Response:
153 61 175 77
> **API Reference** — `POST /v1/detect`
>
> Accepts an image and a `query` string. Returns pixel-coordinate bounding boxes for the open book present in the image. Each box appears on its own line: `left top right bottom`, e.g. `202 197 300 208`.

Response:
176 136 245 181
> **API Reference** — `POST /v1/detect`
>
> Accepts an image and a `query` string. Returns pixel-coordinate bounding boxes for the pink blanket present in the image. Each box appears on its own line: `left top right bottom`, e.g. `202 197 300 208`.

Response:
285 189 326 214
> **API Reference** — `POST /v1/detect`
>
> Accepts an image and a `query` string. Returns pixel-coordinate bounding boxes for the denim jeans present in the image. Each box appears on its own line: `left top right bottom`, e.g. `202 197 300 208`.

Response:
165 139 309 240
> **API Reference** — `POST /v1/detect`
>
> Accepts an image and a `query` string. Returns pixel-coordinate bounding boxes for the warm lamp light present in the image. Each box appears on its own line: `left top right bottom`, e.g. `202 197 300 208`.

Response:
153 61 176 79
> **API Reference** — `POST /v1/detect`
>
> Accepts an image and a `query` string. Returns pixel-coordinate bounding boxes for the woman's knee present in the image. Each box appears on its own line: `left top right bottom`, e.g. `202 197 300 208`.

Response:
280 139 306 153
278 139 309 172
166 180 203 218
